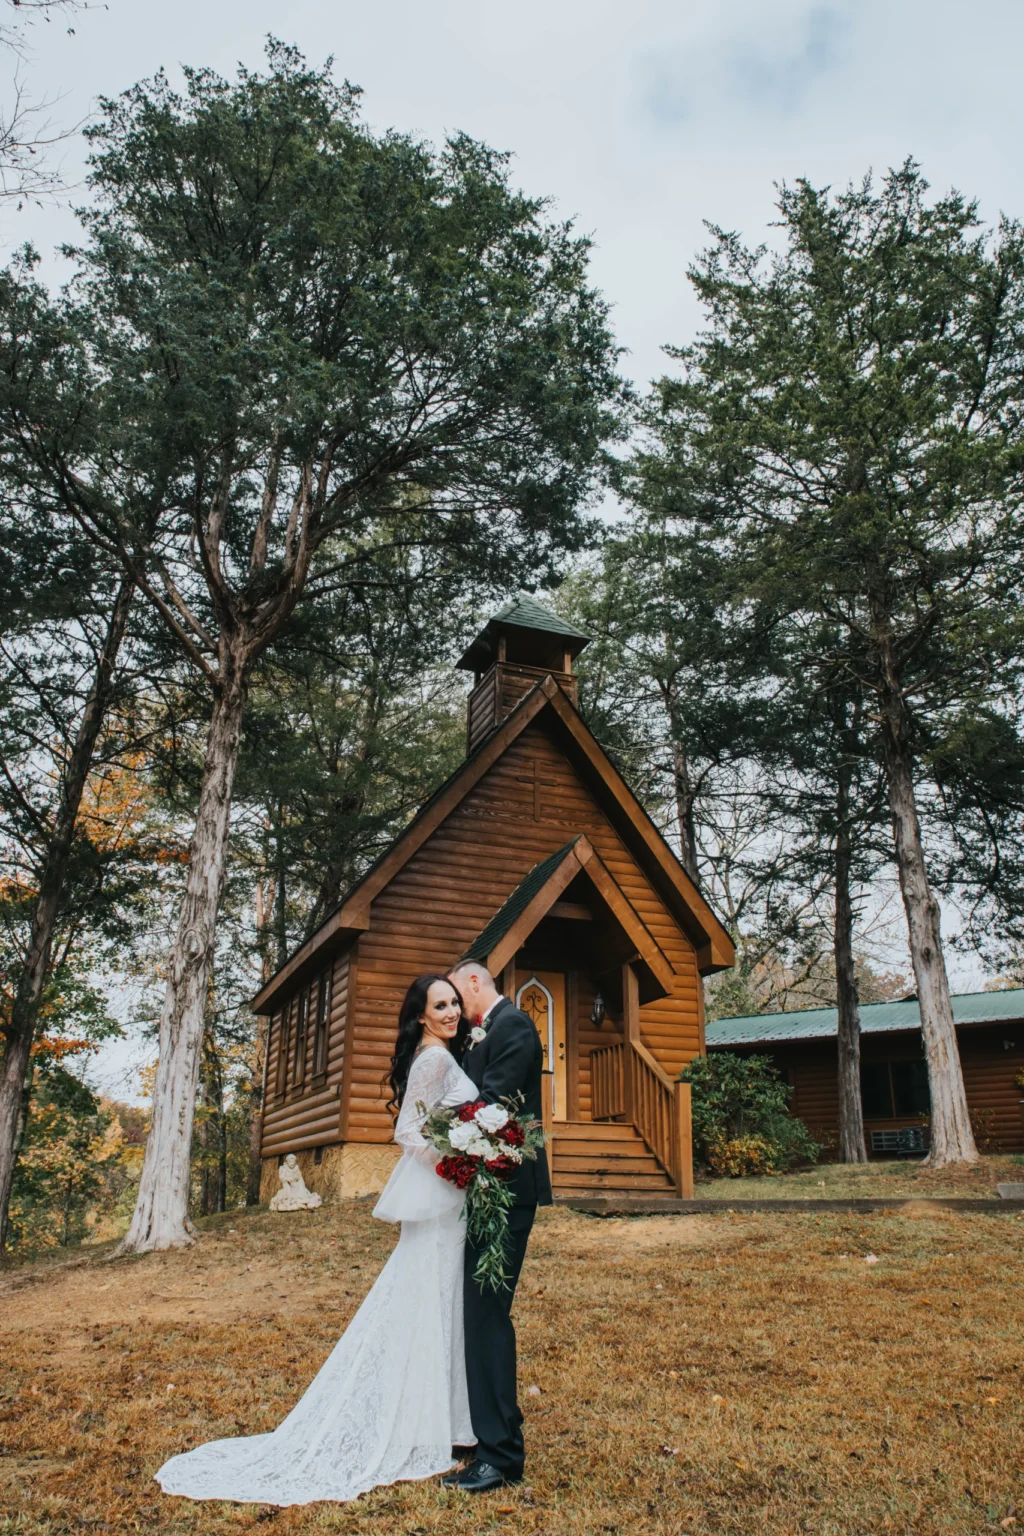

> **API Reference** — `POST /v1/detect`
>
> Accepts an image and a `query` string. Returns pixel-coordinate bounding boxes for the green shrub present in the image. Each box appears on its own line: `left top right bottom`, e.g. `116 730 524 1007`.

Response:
680 1052 820 1176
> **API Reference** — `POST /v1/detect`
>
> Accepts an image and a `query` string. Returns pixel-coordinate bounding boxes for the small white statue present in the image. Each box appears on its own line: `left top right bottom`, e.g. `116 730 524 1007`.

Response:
270 1153 322 1212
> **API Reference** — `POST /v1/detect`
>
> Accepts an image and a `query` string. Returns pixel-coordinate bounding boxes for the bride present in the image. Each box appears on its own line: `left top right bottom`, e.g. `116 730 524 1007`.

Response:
155 974 479 1506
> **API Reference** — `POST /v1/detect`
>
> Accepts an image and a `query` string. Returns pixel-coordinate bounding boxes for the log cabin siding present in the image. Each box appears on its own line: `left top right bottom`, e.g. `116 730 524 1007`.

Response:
467 662 579 753
730 1023 1024 1155
260 949 352 1157
960 1024 1024 1151
345 718 701 1142
577 971 622 1121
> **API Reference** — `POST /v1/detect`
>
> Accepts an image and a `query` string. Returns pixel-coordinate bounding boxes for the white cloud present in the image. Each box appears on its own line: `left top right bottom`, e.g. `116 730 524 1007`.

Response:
6 0 1024 388
645 4 850 126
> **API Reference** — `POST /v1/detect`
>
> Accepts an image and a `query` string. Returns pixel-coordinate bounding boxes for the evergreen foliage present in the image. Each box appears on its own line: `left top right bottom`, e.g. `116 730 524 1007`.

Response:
680 1052 821 1176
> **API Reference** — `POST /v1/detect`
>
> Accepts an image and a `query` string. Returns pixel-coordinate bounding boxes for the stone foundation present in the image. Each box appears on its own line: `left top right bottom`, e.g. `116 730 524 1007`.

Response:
260 1142 401 1206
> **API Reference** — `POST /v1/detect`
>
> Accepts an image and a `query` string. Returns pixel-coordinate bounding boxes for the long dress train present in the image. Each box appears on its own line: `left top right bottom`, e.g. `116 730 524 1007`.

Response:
154 1046 478 1506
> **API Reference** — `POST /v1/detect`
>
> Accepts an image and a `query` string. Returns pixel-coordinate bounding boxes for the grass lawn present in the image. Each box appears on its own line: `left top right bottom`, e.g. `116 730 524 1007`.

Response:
694 1151 1024 1201
2 1198 1022 1535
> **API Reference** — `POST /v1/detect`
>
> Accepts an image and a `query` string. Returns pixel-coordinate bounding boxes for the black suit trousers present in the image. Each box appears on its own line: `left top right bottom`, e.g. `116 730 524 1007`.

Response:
463 1203 535 1476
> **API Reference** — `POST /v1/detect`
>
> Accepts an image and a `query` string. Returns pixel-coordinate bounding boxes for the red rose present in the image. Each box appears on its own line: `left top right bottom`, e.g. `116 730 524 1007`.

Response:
484 1155 516 1180
456 1100 486 1123
437 1154 476 1190
500 1121 525 1148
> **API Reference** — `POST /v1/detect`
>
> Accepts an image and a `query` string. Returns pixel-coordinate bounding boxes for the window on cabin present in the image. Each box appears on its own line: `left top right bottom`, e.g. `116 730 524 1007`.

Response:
891 1059 930 1117
860 1058 930 1120
274 1007 290 1097
293 987 309 1085
313 969 331 1078
860 1062 893 1118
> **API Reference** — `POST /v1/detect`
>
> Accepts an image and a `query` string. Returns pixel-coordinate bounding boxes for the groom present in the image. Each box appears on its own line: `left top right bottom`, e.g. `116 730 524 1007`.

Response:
444 960 552 1492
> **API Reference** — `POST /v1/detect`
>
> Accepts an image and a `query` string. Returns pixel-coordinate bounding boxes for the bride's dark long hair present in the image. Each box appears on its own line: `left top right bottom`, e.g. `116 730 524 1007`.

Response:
386 973 469 1116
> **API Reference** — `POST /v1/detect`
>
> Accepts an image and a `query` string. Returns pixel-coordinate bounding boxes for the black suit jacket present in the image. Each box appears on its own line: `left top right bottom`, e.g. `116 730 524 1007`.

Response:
461 996 553 1207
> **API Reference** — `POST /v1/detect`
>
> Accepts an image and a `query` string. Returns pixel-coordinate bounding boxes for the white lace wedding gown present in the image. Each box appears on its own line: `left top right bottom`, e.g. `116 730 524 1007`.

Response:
155 1046 478 1506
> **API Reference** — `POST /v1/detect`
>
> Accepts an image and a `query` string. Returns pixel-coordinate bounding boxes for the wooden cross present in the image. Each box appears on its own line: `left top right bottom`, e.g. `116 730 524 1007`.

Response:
515 760 560 821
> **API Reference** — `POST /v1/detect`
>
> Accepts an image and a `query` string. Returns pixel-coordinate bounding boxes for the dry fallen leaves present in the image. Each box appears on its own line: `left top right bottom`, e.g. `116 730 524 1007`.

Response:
2 1201 1022 1536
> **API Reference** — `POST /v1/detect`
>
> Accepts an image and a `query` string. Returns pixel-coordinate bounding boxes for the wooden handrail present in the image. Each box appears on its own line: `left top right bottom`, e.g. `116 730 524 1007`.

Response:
589 962 695 1199
627 1046 673 1191
630 1036 676 1094
589 1034 693 1198
591 1041 624 1121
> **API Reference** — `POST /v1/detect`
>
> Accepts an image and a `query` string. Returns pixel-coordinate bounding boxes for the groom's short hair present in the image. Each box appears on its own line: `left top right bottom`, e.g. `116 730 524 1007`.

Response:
449 959 494 986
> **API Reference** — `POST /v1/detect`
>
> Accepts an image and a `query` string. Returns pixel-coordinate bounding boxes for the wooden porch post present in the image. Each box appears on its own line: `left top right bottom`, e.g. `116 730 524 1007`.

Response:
566 969 580 1121
622 961 640 1044
541 1070 554 1144
622 961 639 1124
673 1080 694 1198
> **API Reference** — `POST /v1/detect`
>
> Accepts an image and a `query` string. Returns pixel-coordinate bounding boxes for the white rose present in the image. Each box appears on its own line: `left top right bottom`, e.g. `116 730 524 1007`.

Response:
464 1132 494 1159
448 1121 477 1152
470 1025 487 1044
475 1103 509 1133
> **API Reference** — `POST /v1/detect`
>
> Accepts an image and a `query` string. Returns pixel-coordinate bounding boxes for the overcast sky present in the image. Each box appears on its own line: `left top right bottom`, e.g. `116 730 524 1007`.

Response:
10 0 1024 388
10 0 1014 1092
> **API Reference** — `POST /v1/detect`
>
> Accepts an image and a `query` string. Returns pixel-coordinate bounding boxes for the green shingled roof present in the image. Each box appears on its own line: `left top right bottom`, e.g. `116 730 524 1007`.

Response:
457 594 591 672
489 594 591 642
462 839 582 962
705 987 1024 1048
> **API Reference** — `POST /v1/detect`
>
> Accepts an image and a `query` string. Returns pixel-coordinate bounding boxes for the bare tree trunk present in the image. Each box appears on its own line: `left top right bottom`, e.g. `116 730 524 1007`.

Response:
115 662 249 1254
274 812 288 970
0 575 134 1250
246 880 273 1206
670 737 700 885
872 611 978 1166
834 762 867 1163
217 1097 227 1215
660 678 699 884
245 1016 268 1207
198 1074 214 1218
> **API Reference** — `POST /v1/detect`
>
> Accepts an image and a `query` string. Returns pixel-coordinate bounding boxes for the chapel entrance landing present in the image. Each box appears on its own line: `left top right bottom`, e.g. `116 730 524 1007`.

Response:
461 835 695 1197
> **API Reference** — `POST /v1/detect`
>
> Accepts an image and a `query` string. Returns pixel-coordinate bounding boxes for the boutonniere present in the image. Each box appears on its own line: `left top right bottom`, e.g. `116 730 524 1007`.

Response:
469 1013 491 1050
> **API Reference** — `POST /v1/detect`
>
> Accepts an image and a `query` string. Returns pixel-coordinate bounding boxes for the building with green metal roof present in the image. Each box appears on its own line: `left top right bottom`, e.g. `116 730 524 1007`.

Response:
706 989 1024 1157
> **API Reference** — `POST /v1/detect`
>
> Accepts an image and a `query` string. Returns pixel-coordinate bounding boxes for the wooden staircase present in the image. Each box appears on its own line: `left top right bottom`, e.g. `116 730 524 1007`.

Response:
549 1120 675 1196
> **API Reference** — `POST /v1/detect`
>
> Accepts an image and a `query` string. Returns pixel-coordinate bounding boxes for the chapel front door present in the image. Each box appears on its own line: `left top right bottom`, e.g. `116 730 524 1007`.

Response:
514 969 567 1121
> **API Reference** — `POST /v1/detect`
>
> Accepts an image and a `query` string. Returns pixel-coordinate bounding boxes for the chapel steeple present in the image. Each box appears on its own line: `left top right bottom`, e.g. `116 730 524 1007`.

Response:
456 594 591 755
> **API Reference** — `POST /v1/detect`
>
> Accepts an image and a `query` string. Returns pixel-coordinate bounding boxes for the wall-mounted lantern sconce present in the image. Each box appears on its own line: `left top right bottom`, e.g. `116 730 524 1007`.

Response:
591 989 605 1028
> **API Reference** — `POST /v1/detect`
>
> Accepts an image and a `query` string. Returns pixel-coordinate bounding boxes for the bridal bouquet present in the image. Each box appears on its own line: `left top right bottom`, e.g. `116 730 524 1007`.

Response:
417 1096 545 1291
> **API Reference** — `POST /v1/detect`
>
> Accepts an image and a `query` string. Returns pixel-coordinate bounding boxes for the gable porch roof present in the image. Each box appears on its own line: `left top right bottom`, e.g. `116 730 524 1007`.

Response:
462 834 676 1002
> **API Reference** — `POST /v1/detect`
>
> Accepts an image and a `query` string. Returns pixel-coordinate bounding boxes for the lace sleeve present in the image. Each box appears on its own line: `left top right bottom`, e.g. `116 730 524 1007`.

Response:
394 1048 457 1166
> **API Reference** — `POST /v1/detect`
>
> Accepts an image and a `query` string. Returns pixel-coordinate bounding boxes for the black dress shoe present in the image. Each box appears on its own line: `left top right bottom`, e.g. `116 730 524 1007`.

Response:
445 1460 522 1493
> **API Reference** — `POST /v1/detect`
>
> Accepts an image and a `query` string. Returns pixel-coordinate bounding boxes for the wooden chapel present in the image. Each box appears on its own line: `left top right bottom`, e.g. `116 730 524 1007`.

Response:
254 596 734 1204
